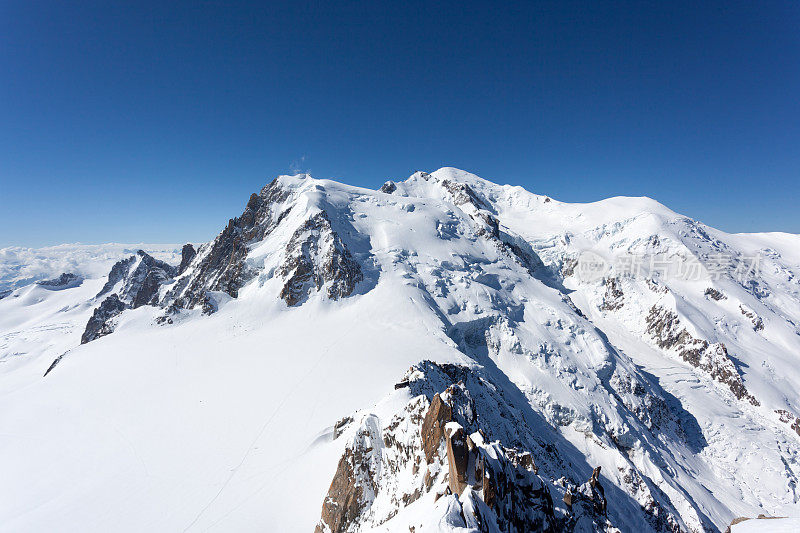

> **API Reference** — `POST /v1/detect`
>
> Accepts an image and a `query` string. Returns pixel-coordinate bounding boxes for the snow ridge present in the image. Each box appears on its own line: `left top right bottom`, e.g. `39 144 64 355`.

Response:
0 168 799 533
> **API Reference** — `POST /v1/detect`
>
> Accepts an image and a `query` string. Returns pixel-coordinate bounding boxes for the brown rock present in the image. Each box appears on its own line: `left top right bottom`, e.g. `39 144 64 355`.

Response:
420 394 452 463
590 466 601 487
316 449 365 533
445 423 469 496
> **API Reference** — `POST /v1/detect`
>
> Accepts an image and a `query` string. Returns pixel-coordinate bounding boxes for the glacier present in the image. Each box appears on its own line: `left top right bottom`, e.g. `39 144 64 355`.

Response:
0 168 798 532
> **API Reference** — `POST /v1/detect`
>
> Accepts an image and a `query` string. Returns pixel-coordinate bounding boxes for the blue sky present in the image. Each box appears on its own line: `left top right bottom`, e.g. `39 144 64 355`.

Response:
1 1 798 247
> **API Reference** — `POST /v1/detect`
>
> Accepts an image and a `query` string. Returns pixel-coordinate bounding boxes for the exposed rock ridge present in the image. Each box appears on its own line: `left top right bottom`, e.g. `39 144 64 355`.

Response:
74 176 369 352
164 178 292 311
437 176 545 277
278 211 363 306
776 409 800 438
645 305 759 406
177 244 197 275
36 272 83 290
600 277 624 311
81 250 177 343
96 250 176 305
315 361 620 533
81 294 127 344
96 255 137 298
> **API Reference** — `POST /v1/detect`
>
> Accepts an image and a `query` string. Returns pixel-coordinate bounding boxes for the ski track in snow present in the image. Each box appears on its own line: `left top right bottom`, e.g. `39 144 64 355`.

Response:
1 168 799 532
182 320 359 532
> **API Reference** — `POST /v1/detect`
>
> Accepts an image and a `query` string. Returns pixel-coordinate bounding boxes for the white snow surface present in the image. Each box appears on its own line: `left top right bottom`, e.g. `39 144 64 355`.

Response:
1 168 799 532
729 517 800 532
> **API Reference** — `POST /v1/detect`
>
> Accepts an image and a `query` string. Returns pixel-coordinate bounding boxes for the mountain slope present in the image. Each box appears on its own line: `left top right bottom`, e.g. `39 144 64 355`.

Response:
0 169 798 532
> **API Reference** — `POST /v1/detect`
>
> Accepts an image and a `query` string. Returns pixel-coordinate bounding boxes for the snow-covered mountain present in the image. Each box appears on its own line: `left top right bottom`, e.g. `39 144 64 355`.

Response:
0 243 183 292
1 168 798 532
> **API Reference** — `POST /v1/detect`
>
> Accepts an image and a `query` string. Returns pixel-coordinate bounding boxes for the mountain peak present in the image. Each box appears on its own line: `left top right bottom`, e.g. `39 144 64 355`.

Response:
3 168 799 532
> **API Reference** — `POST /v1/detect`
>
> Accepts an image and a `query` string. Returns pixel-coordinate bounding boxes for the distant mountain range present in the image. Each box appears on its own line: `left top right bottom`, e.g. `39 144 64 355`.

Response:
1 168 799 532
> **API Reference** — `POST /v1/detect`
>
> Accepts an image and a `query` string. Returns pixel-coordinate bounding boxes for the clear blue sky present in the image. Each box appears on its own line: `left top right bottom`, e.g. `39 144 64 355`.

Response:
1 1 798 247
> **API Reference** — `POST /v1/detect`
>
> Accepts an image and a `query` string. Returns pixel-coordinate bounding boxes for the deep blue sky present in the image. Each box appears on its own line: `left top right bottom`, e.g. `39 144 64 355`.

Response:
2 1 798 247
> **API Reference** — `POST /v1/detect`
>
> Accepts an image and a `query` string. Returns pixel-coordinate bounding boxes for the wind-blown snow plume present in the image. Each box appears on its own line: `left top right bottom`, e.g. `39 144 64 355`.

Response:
1 168 799 532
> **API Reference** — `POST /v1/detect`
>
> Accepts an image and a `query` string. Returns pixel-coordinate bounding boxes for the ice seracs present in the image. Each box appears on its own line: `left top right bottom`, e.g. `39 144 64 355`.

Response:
0 167 798 532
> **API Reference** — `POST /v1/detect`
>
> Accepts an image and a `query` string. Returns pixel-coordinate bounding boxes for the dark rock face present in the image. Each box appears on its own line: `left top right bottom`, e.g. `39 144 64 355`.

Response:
776 409 800 437
704 287 726 301
37 273 83 290
563 466 608 530
600 277 624 311
164 179 292 310
177 244 197 275
441 180 543 278
426 397 558 532
618 466 683 533
74 179 367 350
444 422 469 496
420 393 452 463
434 173 545 278
82 250 177 344
561 257 578 278
97 250 176 307
739 305 764 331
81 294 127 344
315 415 382 533
440 178 491 211
646 305 759 405
0 289 10 300
316 448 366 533
316 361 606 533
379 181 397 194
278 212 363 306
96 256 137 298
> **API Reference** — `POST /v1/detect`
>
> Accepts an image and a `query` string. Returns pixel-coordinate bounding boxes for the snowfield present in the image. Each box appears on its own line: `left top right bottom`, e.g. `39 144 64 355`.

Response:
729 517 800 532
0 168 798 532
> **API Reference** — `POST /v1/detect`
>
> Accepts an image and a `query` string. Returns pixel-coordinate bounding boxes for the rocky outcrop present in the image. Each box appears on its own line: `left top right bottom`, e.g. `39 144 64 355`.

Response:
600 277 624 311
617 466 682 533
316 416 382 533
607 369 683 439
421 393 452 463
563 467 608 530
81 294 127 344
96 255 136 298
278 212 363 306
314 361 622 533
379 181 397 194
82 250 177 344
725 515 789 533
164 178 292 311
440 178 491 212
646 278 668 294
96 250 176 307
704 287 726 301
444 422 469 496
177 244 196 275
37 273 83 290
561 257 578 278
739 304 764 331
776 409 800 438
646 305 759 405
444 421 558 533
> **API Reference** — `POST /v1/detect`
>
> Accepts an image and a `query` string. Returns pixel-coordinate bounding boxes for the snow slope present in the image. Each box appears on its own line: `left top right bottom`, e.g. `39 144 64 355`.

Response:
729 517 800 532
0 169 798 532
